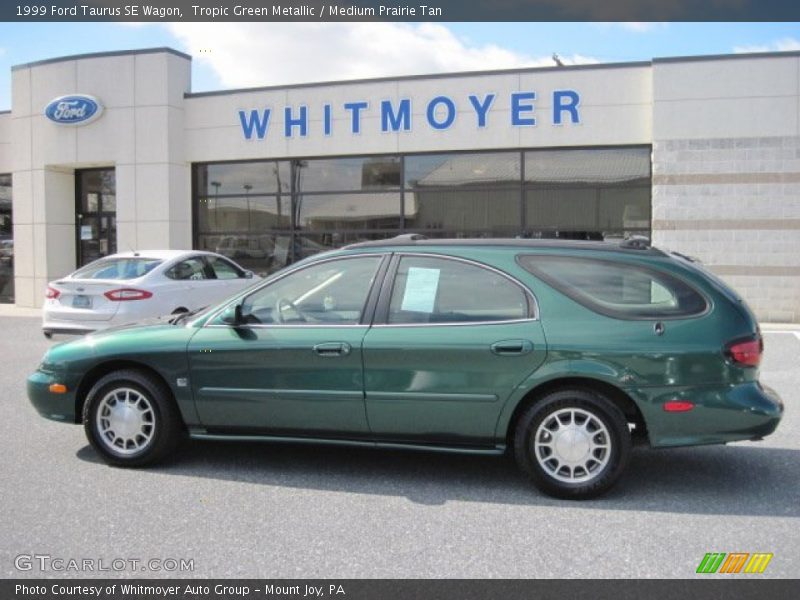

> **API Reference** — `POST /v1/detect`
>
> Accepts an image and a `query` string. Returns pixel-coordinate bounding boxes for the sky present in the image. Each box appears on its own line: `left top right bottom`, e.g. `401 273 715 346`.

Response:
0 22 799 109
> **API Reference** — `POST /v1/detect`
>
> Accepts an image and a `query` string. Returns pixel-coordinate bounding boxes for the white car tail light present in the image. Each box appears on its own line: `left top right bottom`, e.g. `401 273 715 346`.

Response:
45 287 61 300
103 288 153 301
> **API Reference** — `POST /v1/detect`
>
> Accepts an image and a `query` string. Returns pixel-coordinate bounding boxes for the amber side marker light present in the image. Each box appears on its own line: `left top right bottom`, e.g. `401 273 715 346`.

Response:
48 383 67 394
663 400 695 412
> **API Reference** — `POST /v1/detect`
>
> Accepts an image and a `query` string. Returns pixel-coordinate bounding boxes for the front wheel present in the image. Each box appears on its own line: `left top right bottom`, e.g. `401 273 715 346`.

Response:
514 389 631 499
83 369 184 467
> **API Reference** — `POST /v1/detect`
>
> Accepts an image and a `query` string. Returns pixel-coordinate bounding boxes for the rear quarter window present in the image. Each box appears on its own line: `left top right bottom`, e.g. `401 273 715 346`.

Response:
517 255 708 319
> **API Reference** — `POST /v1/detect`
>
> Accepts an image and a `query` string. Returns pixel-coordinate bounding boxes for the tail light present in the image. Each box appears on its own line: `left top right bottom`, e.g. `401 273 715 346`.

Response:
45 287 60 300
104 288 153 301
725 336 763 367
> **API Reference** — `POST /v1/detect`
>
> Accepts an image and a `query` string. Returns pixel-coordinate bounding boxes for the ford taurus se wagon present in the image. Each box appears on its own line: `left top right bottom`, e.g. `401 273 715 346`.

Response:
28 236 783 499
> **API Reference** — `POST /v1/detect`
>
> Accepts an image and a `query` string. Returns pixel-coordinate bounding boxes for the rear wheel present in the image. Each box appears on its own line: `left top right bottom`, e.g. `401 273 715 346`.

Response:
514 389 631 499
83 369 183 467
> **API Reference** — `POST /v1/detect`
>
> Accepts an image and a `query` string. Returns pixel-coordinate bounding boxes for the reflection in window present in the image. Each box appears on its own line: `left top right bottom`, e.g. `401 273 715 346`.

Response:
406 152 520 188
296 193 403 230
388 256 528 324
241 256 382 325
0 174 12 303
193 148 652 277
297 157 400 192
518 255 707 319
195 162 290 196
524 148 651 240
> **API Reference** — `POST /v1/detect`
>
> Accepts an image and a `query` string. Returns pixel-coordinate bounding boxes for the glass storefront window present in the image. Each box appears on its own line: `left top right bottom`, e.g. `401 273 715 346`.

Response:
193 147 651 276
405 188 520 233
296 192 402 230
196 162 291 196
406 152 520 189
0 173 12 303
524 148 651 240
297 157 401 192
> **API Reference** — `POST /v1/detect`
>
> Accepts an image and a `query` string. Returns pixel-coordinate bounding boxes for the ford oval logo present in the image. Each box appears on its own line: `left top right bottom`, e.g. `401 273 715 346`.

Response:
44 95 104 126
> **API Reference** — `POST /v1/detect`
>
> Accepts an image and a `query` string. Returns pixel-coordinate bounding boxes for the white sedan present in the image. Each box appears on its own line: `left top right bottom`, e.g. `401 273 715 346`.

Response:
42 250 260 337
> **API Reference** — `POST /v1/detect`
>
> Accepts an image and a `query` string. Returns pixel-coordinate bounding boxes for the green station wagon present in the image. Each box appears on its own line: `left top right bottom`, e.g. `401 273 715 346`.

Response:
28 236 783 498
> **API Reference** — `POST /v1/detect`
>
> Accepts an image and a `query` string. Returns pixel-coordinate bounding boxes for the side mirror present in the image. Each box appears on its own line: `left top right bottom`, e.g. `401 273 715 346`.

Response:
220 303 245 326
244 270 254 279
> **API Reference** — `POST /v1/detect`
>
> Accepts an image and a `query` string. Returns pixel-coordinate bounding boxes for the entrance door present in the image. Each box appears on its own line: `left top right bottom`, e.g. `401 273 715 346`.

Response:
76 169 116 267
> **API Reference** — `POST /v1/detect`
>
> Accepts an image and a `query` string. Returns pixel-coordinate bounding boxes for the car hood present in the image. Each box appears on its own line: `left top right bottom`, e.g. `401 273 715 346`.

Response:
44 320 198 369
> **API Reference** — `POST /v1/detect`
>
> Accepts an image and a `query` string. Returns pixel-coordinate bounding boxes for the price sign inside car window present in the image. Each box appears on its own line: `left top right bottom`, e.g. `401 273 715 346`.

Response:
401 267 440 313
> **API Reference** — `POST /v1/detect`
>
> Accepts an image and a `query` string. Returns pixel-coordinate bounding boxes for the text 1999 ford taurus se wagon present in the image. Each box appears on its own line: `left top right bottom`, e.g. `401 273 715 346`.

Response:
28 236 783 498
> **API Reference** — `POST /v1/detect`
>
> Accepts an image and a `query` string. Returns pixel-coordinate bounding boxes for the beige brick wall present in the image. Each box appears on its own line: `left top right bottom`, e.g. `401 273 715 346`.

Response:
652 136 800 323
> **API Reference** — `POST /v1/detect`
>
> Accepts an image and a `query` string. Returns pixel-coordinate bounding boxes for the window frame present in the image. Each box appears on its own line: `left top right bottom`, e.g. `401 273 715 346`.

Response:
203 254 248 279
205 253 390 328
164 255 214 281
373 252 538 327
516 254 711 321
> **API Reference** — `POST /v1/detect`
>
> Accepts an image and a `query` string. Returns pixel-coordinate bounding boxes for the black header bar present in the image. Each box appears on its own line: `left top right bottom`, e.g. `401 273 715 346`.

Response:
4 579 800 600
2 0 800 22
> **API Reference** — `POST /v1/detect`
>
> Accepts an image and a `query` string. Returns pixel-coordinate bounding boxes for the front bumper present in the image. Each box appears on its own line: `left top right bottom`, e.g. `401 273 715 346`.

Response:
630 381 783 448
27 370 79 423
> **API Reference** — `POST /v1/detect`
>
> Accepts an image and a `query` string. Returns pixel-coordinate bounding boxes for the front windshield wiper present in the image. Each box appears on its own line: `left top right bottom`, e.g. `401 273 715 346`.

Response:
169 306 207 325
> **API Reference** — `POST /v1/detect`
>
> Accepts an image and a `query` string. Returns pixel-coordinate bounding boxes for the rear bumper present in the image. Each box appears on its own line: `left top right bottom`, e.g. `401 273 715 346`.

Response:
27 370 79 423
630 381 783 448
42 317 113 336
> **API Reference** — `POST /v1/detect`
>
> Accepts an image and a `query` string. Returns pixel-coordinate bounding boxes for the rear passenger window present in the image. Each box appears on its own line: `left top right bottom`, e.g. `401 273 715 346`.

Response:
388 256 530 324
206 256 244 280
165 257 208 281
517 255 707 319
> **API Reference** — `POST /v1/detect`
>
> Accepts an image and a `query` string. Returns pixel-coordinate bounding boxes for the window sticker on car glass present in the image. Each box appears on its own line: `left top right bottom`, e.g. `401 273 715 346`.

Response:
401 267 440 313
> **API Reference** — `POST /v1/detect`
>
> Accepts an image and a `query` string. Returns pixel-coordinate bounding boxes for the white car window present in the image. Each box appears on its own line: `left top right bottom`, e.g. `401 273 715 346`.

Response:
165 257 209 281
72 258 162 280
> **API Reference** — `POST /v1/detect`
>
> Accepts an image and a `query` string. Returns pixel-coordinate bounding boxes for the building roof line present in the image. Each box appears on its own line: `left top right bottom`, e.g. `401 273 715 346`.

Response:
11 47 191 71
185 60 653 98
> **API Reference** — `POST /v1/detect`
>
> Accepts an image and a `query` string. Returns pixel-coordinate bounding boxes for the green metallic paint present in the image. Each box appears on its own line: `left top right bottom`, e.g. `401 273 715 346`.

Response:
187 325 371 435
362 320 547 445
27 242 783 454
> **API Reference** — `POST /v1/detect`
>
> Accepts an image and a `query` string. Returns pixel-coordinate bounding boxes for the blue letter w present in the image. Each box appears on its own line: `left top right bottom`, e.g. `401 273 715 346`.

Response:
239 109 271 140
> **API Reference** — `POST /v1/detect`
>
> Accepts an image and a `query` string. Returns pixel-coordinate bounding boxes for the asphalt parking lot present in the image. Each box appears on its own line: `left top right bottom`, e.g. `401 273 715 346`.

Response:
0 316 797 579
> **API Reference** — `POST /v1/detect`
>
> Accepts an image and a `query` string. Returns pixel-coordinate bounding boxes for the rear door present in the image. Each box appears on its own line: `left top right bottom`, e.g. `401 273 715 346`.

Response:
362 254 547 446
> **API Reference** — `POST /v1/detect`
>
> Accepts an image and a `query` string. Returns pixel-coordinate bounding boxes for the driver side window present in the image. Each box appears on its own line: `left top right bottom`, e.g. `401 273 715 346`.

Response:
240 256 382 325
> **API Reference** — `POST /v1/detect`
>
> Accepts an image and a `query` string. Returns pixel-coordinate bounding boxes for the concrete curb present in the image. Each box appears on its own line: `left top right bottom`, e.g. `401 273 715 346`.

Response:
0 305 41 318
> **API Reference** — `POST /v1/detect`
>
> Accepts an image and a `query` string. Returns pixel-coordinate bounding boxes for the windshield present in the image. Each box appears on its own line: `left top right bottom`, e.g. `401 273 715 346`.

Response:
72 257 163 280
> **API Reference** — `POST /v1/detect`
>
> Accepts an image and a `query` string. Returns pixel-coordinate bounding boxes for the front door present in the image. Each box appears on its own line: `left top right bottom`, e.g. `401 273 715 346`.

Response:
76 168 116 267
362 254 547 446
188 254 386 436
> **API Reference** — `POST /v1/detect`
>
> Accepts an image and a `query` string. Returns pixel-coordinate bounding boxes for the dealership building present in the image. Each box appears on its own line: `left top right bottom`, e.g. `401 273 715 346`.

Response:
0 47 798 321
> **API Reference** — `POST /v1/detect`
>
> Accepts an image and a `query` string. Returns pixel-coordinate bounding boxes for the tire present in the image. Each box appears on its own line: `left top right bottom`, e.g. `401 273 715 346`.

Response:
82 369 184 467
514 389 631 499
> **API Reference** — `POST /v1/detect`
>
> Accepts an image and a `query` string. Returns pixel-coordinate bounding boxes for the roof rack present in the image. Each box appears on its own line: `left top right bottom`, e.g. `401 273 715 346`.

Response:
344 235 665 255
619 235 651 250
390 233 428 242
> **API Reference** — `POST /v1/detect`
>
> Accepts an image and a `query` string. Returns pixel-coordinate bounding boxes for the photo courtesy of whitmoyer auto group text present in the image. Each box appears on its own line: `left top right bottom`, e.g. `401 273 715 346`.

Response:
0 1 798 598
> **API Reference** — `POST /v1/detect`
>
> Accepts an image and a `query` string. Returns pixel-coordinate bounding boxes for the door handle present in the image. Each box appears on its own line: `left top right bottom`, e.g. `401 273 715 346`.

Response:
312 342 351 357
490 339 534 356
